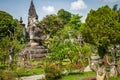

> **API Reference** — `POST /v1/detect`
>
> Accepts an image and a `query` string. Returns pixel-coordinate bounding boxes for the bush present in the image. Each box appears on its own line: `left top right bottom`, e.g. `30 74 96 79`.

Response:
15 67 26 77
44 62 62 80
0 69 14 80
64 63 83 72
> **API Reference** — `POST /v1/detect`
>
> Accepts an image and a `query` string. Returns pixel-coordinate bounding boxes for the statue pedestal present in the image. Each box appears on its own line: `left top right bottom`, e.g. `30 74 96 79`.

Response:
18 42 48 66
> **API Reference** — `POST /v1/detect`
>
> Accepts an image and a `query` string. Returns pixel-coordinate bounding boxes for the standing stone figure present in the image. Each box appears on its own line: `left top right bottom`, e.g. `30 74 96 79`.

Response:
90 59 106 80
8 46 15 67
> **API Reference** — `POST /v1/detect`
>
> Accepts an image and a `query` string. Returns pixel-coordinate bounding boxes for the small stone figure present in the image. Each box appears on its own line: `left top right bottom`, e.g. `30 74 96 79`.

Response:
77 32 83 46
8 46 15 67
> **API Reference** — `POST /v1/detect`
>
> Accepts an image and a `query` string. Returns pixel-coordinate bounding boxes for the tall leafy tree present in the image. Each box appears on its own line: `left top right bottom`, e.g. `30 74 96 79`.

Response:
39 14 63 36
0 11 25 64
0 11 14 39
57 9 71 24
56 14 82 40
81 5 120 58
69 14 82 29
112 4 118 11
112 4 120 22
118 8 120 22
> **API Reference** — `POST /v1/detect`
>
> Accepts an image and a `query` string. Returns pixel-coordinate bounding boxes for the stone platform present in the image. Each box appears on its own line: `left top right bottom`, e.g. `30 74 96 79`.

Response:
18 42 48 66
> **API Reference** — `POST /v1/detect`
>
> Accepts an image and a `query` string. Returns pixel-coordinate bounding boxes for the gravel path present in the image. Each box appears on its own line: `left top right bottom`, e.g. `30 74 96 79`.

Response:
20 74 45 80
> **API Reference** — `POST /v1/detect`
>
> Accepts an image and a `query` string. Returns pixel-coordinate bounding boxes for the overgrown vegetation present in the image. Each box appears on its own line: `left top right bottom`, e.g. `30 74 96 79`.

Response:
0 4 120 80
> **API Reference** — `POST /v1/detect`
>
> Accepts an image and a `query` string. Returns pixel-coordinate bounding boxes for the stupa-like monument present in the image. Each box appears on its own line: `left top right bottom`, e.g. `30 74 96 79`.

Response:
18 0 48 66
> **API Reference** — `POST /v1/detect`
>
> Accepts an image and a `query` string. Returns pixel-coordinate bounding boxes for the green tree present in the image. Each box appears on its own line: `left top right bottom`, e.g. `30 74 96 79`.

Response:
57 9 71 24
39 14 63 36
0 11 25 65
112 4 118 11
0 11 14 39
81 5 120 58
112 4 120 22
69 14 82 29
55 14 82 40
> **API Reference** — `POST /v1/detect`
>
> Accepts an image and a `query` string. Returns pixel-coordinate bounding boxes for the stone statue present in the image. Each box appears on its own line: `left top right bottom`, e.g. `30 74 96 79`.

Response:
8 46 15 67
90 59 106 80
18 0 48 67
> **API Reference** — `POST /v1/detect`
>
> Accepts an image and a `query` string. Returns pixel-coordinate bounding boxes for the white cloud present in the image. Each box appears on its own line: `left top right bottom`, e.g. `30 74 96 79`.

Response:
42 6 55 14
71 0 87 10
104 0 120 2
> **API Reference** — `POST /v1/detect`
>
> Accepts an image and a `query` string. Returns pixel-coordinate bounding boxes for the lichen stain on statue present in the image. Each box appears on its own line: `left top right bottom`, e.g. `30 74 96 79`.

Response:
18 0 48 67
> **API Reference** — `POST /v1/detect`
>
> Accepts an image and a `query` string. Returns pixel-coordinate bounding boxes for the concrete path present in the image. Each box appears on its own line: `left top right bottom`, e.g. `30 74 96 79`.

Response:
20 74 45 80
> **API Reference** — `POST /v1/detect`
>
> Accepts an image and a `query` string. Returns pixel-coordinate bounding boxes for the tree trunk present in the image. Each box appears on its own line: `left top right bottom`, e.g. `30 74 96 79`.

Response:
98 45 107 59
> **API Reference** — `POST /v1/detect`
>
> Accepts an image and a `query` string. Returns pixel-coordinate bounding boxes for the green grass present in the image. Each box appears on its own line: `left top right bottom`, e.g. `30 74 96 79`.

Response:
29 61 41 66
24 68 44 76
17 68 44 77
58 71 95 80
110 77 120 80
58 71 120 80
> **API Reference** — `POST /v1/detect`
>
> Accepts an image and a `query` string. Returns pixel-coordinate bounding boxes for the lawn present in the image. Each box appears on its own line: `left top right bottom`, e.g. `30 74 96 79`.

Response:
58 72 95 80
14 67 44 77
58 71 120 80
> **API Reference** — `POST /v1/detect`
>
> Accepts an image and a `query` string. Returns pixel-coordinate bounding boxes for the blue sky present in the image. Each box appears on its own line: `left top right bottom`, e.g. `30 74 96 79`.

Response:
0 0 120 25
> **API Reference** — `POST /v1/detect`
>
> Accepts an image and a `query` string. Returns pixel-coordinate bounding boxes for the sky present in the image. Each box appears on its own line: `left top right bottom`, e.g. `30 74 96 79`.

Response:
0 0 120 26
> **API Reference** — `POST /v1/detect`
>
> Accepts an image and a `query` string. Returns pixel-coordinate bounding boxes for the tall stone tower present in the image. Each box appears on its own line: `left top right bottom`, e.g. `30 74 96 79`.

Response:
18 0 48 67
28 0 38 26
27 0 44 46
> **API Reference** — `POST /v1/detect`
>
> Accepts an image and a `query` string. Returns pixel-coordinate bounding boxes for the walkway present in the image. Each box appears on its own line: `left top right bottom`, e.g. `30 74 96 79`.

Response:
20 74 45 80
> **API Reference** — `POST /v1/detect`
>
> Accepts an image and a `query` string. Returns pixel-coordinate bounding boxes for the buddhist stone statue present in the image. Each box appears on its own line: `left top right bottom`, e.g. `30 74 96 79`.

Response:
18 0 48 67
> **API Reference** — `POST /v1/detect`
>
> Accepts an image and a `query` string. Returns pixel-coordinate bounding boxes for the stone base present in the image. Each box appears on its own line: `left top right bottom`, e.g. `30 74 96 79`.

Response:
18 43 48 66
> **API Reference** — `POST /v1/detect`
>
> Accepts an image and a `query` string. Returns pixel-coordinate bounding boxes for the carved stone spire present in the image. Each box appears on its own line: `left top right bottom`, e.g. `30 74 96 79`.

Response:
28 0 38 19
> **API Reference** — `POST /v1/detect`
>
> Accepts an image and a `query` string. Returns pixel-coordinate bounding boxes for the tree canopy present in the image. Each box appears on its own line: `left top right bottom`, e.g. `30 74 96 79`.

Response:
57 9 71 24
0 11 14 39
81 5 120 58
0 10 25 63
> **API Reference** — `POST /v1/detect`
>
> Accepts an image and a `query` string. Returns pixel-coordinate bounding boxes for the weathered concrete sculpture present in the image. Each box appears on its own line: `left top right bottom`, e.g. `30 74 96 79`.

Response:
18 0 48 66
8 46 15 67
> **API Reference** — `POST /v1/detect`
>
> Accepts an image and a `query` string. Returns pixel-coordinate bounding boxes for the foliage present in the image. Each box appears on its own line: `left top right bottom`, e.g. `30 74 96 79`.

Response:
15 67 44 77
43 61 62 80
112 4 120 22
64 63 82 73
45 12 83 64
59 71 95 80
48 39 82 64
57 9 71 24
0 70 14 80
0 36 11 62
55 14 82 40
15 67 26 77
69 14 82 30
39 9 81 38
81 5 120 58
0 11 14 38
0 10 26 66
81 44 93 58
39 14 63 36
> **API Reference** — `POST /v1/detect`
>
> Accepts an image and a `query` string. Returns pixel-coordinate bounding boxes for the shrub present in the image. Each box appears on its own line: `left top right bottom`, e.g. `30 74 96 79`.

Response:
64 63 82 73
0 69 14 80
44 62 62 80
15 67 26 77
